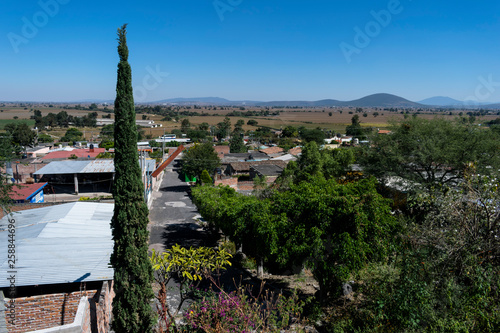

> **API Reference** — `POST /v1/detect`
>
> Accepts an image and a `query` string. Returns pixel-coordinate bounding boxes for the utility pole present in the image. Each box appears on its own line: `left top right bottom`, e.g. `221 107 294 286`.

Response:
162 128 165 159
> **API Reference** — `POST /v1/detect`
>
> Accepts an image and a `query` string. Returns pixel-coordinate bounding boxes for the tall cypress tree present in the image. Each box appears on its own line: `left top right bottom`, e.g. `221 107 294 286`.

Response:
110 24 155 332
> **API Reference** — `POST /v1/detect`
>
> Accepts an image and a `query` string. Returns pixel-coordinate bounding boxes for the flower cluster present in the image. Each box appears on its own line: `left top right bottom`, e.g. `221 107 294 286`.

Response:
184 286 305 333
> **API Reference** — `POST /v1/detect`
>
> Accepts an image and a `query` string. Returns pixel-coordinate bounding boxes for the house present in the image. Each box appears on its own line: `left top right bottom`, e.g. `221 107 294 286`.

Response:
9 182 48 203
42 146 106 161
226 160 287 176
214 145 230 159
288 146 302 156
25 145 51 158
0 202 115 333
96 118 162 128
250 164 284 184
272 154 297 162
259 146 284 158
34 160 115 195
221 152 269 164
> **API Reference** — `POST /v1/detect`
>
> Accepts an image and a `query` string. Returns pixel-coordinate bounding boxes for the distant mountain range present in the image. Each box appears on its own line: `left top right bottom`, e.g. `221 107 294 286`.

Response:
418 96 496 107
152 94 424 108
151 94 499 108
6 94 499 109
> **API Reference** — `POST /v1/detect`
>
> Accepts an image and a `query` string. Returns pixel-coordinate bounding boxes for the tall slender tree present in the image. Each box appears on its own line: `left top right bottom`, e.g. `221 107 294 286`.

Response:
110 24 155 332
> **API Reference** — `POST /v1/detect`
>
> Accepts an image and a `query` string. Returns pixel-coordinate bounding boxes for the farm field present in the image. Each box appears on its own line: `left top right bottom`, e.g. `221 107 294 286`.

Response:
1 103 498 139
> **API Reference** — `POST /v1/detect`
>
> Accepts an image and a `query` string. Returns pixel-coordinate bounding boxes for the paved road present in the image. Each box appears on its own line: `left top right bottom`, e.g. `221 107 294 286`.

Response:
147 159 220 322
148 159 217 254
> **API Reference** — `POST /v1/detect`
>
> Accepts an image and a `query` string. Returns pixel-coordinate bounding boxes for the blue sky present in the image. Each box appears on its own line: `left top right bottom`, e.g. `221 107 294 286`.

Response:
1 0 500 103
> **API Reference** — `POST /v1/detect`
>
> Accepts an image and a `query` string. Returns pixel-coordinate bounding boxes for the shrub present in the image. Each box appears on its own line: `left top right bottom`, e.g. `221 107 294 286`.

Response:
184 284 306 333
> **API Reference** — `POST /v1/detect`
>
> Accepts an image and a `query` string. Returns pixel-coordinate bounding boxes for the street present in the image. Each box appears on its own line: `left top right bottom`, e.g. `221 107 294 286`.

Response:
148 158 217 254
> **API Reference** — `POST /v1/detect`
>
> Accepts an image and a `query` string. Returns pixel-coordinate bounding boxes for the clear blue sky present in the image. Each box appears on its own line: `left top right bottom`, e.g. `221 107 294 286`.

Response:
1 0 500 103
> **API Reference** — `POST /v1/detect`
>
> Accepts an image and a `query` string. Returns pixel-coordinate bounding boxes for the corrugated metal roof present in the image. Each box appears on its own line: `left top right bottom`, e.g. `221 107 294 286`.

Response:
34 160 115 175
0 202 114 287
82 159 115 173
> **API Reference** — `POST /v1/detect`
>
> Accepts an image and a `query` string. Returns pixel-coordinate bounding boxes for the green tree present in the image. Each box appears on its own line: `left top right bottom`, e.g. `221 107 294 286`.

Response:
282 125 298 138
5 123 36 152
192 176 398 302
60 127 83 143
0 136 14 211
37 133 54 143
216 117 231 140
269 177 398 301
110 24 155 333
181 142 221 180
200 169 213 185
198 122 210 131
229 134 246 153
234 119 245 134
346 114 364 138
247 119 258 126
299 127 325 144
100 124 114 138
181 118 191 133
186 129 208 143
359 117 500 191
280 141 354 184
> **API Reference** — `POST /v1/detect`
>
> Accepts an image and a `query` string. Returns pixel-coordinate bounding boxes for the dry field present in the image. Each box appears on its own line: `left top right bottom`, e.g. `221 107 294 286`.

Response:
1 103 498 138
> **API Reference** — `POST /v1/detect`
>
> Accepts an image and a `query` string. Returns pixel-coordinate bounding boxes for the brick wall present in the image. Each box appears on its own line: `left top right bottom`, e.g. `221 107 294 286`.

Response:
0 163 45 184
237 181 254 192
214 177 238 189
4 290 97 333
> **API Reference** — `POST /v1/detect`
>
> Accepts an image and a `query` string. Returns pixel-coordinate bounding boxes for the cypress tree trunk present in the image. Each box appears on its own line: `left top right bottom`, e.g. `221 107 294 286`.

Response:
110 24 155 332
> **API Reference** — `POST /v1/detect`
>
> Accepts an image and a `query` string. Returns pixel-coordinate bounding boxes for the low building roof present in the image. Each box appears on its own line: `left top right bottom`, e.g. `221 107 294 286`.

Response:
288 147 302 156
260 146 284 156
42 148 106 160
34 160 115 175
229 160 287 172
272 154 297 162
9 182 48 201
0 202 114 287
222 152 269 163
251 164 284 177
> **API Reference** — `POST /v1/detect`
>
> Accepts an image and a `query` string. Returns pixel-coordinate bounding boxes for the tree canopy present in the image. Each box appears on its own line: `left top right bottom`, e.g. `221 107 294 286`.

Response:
359 117 500 191
181 142 220 180
191 176 397 301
